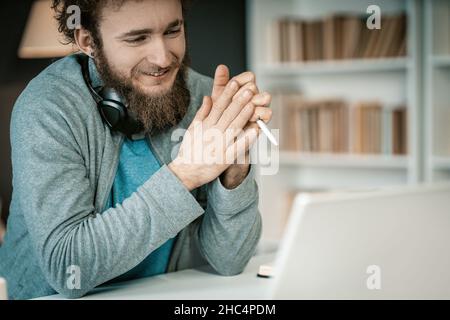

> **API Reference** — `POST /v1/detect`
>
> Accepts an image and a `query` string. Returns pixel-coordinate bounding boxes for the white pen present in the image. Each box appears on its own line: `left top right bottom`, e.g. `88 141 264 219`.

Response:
256 117 279 146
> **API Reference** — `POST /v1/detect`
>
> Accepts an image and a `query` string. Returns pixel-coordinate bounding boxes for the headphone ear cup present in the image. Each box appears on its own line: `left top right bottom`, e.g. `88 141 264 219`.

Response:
98 99 127 129
79 54 143 135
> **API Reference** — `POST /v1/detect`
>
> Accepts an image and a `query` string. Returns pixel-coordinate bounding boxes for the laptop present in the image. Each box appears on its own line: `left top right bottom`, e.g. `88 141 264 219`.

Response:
268 183 450 299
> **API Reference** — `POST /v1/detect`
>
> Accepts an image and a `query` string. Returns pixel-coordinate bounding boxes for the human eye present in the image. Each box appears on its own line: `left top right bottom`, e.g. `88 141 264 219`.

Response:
124 35 148 44
164 28 181 37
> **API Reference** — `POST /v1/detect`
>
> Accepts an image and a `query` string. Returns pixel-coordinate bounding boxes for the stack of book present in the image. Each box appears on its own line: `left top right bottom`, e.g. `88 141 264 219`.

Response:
269 13 407 63
352 102 407 155
271 93 408 155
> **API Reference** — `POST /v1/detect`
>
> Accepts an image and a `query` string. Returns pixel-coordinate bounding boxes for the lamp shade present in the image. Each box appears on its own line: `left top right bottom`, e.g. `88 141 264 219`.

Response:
18 0 77 58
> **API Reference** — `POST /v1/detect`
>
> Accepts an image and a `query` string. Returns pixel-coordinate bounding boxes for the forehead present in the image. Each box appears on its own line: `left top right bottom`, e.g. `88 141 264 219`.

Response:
100 0 183 32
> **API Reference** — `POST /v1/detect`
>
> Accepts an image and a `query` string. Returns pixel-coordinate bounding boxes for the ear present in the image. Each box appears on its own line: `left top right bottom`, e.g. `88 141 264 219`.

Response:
74 28 95 58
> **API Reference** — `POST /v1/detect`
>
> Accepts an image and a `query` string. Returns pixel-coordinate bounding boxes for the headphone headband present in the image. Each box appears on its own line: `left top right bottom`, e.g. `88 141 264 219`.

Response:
79 54 103 104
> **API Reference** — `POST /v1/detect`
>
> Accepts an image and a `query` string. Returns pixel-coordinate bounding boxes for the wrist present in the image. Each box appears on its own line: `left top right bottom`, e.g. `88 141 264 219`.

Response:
220 163 250 190
168 160 198 191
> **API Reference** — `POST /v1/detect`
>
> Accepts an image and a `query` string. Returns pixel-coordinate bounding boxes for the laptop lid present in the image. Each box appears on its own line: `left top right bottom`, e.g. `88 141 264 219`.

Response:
269 183 450 299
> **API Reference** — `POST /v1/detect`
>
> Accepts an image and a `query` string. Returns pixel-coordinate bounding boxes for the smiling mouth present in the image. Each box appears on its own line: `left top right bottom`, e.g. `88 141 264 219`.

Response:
142 69 170 78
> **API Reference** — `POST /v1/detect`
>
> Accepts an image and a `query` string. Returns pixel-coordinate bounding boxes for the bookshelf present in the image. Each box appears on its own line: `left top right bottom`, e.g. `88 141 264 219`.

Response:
258 57 410 76
431 56 450 67
433 157 450 170
280 152 408 169
247 0 424 242
424 0 450 182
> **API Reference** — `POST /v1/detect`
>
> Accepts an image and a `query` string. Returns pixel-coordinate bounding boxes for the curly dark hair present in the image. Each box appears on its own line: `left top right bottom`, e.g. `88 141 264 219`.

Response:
52 0 192 47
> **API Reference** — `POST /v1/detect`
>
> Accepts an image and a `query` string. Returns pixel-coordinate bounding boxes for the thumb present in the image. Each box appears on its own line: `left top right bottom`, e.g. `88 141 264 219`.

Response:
212 65 230 101
193 96 213 122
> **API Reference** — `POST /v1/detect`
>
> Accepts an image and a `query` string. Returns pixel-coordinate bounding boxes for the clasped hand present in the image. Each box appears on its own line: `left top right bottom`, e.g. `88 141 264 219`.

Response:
169 65 272 191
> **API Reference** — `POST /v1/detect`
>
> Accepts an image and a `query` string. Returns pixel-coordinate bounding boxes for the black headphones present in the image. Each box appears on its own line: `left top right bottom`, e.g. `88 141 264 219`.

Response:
78 54 144 137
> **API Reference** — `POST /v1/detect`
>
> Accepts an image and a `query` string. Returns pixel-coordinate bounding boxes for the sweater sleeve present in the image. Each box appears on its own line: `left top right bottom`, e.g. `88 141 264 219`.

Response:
197 165 262 275
182 71 262 276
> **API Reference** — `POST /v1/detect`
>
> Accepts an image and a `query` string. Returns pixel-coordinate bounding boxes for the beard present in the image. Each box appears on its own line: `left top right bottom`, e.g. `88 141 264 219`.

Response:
93 48 191 135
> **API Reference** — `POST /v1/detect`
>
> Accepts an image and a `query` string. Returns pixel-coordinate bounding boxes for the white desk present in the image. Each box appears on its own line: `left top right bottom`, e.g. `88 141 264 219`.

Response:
38 254 275 300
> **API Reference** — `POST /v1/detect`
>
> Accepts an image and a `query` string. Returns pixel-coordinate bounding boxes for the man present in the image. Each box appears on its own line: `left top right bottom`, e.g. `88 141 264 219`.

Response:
0 0 272 299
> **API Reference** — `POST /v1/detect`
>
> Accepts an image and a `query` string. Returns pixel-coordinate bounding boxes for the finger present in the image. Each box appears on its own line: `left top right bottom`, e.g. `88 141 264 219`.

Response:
237 123 261 152
190 96 212 129
250 92 272 107
206 80 241 125
215 89 255 131
224 102 256 146
243 121 261 133
230 71 256 87
225 123 260 164
233 82 259 102
249 106 273 123
211 65 230 102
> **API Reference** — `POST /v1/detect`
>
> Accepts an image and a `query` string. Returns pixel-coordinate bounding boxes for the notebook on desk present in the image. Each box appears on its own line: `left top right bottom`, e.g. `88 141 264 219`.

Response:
265 183 450 299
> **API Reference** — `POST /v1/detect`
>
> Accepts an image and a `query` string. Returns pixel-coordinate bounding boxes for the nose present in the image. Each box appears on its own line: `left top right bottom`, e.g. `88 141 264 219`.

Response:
146 37 173 69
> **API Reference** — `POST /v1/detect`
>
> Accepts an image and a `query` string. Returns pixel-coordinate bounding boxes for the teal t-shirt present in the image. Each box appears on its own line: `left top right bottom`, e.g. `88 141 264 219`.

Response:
106 136 175 282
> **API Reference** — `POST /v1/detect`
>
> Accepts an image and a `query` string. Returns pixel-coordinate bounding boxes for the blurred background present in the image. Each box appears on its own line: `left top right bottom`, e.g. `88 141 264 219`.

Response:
1 0 450 248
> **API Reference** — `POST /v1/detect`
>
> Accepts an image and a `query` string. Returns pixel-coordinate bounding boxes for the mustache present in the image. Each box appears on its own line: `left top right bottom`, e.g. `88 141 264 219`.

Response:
133 57 182 75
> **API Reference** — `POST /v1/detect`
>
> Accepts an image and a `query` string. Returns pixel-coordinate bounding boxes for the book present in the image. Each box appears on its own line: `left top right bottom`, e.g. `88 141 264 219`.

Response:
274 93 407 156
392 106 407 155
270 13 407 63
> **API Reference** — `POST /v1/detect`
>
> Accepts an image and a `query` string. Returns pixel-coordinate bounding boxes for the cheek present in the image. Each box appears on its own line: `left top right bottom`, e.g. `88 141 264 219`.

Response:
170 34 186 61
101 41 143 77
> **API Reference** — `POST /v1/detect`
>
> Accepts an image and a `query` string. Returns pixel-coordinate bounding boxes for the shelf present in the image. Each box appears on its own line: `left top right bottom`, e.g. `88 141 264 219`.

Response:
257 58 410 76
431 55 450 68
279 152 409 169
249 0 424 242
433 156 450 169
